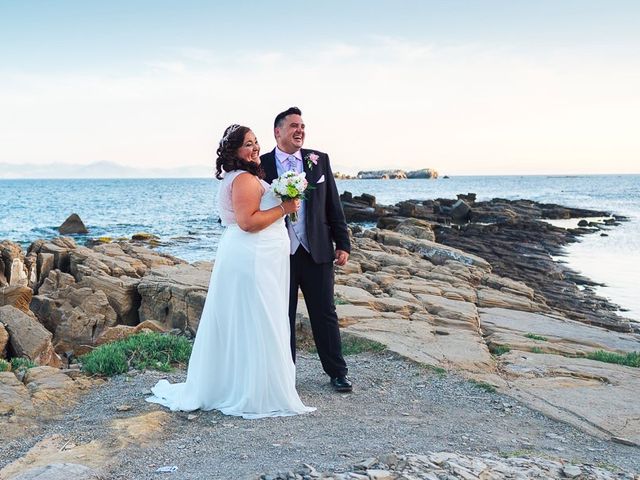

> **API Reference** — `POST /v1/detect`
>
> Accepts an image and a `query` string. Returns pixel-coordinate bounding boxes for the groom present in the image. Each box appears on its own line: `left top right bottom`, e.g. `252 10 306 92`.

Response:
261 107 352 393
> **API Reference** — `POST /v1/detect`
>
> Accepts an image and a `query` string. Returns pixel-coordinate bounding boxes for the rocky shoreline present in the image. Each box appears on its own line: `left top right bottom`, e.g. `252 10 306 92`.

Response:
341 192 635 332
257 451 637 480
1 192 639 478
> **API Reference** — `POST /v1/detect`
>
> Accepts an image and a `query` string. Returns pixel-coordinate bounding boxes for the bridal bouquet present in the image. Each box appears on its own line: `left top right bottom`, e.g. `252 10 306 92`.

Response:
271 171 309 222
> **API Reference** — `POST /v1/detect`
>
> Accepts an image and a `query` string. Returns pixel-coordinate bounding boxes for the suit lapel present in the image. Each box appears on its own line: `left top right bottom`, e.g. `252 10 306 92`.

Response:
301 149 315 232
262 149 278 184
301 149 310 178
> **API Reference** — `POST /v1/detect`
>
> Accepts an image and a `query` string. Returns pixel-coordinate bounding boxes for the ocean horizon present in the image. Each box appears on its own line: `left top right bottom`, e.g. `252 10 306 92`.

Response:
1 174 638 320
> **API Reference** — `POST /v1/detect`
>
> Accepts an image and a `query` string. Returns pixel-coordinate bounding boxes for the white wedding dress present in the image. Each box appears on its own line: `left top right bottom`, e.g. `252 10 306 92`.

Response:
146 170 315 419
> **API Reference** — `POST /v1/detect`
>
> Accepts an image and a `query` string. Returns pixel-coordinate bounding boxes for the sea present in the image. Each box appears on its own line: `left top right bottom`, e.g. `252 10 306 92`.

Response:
1 175 638 320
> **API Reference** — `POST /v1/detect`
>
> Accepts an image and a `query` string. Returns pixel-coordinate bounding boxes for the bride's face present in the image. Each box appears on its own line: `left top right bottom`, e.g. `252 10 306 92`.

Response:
237 131 260 164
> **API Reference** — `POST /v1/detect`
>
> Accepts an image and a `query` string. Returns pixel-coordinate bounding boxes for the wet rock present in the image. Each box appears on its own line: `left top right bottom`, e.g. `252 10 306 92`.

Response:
450 199 471 223
131 232 159 241
58 214 88 235
341 192 390 222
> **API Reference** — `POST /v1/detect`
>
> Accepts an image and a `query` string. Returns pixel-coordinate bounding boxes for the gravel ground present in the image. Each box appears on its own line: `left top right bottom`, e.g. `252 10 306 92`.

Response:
2 351 638 479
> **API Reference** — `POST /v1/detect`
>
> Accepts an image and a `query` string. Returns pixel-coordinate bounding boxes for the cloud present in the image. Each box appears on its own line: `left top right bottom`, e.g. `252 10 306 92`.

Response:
145 61 187 74
0 37 638 174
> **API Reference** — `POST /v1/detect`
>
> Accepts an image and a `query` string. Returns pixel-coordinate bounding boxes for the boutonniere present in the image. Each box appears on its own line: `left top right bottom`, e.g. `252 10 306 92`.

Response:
304 152 319 170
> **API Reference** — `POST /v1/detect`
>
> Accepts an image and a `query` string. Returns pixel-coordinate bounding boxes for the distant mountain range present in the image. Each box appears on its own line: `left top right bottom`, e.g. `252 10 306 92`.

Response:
0 161 213 179
0 161 364 179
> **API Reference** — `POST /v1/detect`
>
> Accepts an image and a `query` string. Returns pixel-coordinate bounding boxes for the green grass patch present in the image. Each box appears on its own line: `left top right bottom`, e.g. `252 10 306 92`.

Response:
309 334 386 356
11 357 36 371
469 379 497 393
525 333 548 341
0 359 10 372
584 350 639 368
490 345 511 356
334 296 350 305
531 347 543 354
595 460 622 473
81 332 192 376
499 449 535 459
422 364 447 376
341 335 386 355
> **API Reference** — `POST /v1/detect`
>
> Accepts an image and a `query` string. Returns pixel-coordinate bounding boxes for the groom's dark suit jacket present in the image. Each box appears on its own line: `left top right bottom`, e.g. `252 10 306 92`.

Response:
261 148 350 264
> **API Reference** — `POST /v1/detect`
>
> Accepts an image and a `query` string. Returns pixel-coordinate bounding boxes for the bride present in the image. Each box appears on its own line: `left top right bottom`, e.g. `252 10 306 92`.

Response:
147 124 315 419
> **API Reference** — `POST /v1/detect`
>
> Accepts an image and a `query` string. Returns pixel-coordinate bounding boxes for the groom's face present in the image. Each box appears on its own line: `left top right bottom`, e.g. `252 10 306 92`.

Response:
275 114 305 154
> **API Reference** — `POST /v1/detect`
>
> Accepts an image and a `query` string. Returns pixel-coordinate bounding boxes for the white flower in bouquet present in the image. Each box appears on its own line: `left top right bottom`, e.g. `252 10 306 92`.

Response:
271 171 309 222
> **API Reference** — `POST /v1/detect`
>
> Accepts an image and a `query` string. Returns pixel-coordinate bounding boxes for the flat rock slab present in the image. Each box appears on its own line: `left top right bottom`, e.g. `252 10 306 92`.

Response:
415 294 479 327
11 463 102 480
0 371 34 417
344 316 495 373
334 305 381 327
501 350 640 445
481 307 640 355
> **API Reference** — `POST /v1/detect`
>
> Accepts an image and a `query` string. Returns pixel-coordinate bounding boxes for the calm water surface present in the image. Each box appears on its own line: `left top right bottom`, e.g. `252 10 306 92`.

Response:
1 175 638 319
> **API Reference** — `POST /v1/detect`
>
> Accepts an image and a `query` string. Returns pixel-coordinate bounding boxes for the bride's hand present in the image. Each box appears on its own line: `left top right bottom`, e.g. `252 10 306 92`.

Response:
281 199 300 215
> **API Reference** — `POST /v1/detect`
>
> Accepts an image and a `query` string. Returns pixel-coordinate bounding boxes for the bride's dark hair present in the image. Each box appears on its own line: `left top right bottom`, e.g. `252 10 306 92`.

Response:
215 124 264 180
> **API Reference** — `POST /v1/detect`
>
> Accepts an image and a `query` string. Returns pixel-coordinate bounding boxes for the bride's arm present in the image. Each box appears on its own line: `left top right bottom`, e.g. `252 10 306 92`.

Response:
232 173 298 233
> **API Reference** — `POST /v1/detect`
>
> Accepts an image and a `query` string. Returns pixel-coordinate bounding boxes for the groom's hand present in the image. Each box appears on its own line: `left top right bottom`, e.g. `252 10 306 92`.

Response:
335 250 349 266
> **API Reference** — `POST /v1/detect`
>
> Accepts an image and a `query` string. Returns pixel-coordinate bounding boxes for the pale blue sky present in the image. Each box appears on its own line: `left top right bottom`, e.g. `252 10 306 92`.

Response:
1 1 639 174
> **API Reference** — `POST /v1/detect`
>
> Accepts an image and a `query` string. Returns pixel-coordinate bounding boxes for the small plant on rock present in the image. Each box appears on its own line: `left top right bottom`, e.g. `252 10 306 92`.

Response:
490 345 511 356
0 359 10 372
585 350 639 368
469 379 497 393
333 296 350 305
309 334 386 356
525 333 548 341
422 364 447 377
341 335 386 355
11 357 36 372
81 332 192 376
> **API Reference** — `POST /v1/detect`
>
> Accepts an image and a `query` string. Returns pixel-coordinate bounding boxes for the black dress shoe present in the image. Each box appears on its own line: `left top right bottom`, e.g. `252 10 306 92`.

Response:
330 376 353 392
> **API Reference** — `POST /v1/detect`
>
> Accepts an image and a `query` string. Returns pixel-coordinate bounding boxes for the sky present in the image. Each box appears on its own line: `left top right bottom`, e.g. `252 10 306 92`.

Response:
1 0 639 176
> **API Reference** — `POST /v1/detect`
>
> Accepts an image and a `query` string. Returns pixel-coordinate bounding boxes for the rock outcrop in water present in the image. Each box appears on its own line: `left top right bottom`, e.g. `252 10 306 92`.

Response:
357 169 407 179
356 168 438 179
58 213 88 235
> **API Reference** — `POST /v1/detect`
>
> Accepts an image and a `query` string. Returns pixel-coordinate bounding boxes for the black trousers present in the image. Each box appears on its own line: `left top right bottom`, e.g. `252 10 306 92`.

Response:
289 247 348 378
